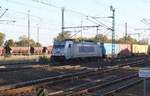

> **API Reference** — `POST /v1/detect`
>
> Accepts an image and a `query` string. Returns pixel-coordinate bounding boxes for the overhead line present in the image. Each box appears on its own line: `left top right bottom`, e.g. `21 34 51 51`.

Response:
7 0 110 28
0 22 61 30
5 0 117 26
90 16 111 30
4 0 52 20
64 25 100 29
1 7 57 24
86 16 102 26
32 0 96 17
32 0 113 32
0 8 8 18
5 0 56 12
141 18 150 26
6 0 98 18
32 0 61 9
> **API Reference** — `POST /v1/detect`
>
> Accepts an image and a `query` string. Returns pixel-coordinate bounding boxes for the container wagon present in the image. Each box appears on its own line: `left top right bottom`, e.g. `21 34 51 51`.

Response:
131 44 148 56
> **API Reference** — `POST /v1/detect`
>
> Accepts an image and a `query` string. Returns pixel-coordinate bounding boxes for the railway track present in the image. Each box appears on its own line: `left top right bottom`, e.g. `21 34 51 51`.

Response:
0 56 145 90
50 56 147 66
0 64 48 72
0 55 146 72
0 56 148 96
60 73 141 96
103 76 142 96
46 68 140 96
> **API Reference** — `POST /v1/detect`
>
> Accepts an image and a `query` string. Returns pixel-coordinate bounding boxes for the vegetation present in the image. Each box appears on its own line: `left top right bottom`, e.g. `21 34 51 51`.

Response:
5 35 42 47
39 55 50 63
0 32 5 46
116 36 148 44
16 35 41 47
7 39 16 47
54 32 148 44
54 31 71 41
117 36 138 44
93 34 111 43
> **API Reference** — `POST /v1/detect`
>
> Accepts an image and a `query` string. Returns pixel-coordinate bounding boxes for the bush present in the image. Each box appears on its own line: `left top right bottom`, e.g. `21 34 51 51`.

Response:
38 55 50 63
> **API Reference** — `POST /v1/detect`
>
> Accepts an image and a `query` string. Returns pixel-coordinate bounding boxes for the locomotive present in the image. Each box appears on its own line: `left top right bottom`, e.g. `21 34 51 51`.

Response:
50 39 103 62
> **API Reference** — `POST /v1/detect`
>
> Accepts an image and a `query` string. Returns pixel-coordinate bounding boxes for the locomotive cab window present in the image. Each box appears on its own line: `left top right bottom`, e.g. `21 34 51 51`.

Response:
68 44 72 48
53 45 65 48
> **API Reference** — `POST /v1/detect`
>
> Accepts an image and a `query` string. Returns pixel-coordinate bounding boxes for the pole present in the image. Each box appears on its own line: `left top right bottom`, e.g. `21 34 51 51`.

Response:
124 22 128 64
28 10 30 55
37 24 39 55
96 26 102 69
144 78 146 96
62 8 64 40
110 6 115 59
81 19 83 42
125 22 127 43
138 33 140 42
96 26 98 40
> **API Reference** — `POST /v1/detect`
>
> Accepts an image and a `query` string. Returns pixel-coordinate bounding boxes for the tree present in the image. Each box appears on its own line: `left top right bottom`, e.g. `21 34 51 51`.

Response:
16 35 42 47
74 37 91 42
93 34 110 43
34 42 42 47
54 31 145 44
0 32 5 46
74 34 110 43
30 39 41 47
7 39 16 47
54 31 71 41
16 35 29 47
117 36 138 44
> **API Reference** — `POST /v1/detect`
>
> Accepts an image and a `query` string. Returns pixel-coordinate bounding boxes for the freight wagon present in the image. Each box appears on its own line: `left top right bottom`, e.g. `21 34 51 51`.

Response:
102 43 131 58
118 44 131 57
51 39 149 62
131 44 149 56
102 43 148 58
0 48 3 56
0 46 52 56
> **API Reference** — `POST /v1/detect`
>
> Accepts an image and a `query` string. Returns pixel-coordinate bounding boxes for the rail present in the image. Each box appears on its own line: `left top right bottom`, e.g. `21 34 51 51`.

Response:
0 56 148 96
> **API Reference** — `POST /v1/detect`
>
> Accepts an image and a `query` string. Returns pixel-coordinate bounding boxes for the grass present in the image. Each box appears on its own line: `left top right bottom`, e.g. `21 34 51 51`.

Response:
0 55 50 64
39 55 50 63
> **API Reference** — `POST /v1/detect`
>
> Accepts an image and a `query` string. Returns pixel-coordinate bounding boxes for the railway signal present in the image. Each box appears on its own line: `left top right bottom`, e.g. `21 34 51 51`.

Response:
139 68 150 96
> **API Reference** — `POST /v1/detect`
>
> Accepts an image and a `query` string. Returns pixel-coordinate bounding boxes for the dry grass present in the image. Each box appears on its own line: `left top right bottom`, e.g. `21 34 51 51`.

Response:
0 86 36 96
0 55 50 64
48 65 82 72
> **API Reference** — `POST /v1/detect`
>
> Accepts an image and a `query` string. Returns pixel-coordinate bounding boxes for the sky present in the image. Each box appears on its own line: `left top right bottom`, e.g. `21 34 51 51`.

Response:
0 0 150 46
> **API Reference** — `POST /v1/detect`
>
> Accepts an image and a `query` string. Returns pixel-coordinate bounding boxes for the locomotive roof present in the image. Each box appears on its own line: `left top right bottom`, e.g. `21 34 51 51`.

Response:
54 39 97 44
65 39 96 43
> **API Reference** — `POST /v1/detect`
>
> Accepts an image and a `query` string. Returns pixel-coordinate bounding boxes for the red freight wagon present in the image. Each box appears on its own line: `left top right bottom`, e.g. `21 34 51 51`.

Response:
118 44 132 57
0 48 3 56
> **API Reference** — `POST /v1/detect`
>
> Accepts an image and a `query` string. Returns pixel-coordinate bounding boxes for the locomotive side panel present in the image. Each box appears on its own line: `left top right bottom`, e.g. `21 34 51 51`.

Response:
72 43 101 58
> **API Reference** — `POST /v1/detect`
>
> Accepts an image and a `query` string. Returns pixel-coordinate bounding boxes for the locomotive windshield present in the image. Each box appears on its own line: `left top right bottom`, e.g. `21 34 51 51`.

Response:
53 41 66 49
53 45 65 48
